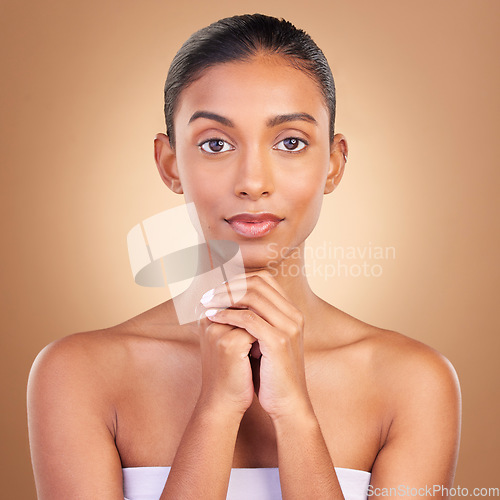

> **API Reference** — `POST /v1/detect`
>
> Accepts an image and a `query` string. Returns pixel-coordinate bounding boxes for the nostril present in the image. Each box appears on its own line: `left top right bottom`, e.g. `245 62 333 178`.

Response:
238 190 269 197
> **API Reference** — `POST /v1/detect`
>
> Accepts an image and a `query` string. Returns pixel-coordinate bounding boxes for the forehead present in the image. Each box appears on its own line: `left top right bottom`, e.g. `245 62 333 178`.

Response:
174 56 329 131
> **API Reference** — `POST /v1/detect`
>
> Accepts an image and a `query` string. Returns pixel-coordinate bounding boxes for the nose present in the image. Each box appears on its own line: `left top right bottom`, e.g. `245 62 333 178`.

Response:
233 147 274 200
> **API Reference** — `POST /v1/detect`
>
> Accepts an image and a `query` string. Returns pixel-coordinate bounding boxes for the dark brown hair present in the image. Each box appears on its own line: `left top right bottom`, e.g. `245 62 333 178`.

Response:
163 13 336 146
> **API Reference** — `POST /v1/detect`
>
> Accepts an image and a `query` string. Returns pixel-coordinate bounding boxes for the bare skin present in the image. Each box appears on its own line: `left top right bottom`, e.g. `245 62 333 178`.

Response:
28 56 461 499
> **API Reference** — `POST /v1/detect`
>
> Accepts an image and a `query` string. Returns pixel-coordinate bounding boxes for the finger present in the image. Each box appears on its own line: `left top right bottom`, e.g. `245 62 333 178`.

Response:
202 276 303 328
200 270 287 306
202 275 288 310
204 322 257 357
206 289 299 333
205 307 279 347
206 308 304 360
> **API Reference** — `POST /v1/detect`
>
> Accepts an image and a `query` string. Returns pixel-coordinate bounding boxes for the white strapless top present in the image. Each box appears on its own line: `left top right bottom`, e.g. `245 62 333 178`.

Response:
123 466 371 500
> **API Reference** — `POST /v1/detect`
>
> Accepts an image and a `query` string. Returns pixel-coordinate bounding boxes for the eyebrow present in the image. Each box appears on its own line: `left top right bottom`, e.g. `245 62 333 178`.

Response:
266 113 317 128
188 111 234 127
188 111 317 128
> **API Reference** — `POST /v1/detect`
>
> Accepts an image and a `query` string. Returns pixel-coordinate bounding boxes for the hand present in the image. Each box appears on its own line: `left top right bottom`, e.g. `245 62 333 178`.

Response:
196 315 256 417
201 271 313 421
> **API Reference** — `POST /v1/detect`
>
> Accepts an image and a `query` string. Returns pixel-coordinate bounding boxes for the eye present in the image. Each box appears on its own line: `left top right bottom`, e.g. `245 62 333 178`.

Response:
198 138 234 154
274 137 308 152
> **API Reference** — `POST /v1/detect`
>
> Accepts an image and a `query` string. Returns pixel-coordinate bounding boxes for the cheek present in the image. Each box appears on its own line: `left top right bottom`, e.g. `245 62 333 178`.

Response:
175 149 224 204
293 184 324 223
287 166 327 209
178 172 228 231
283 166 327 235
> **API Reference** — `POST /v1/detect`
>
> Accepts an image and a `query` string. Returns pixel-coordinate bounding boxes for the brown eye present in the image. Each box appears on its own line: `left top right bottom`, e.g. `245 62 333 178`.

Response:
274 137 308 152
199 139 233 154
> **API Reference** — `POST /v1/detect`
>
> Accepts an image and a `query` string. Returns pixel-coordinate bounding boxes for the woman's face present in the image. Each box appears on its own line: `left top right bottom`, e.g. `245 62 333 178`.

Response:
159 55 345 270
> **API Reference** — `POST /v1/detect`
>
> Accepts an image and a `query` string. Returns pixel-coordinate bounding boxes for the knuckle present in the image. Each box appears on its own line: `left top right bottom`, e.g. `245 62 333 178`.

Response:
204 324 219 339
262 269 274 280
294 311 305 329
256 269 272 280
275 335 288 348
205 321 226 337
241 310 256 323
289 324 301 338
244 289 260 303
216 334 234 352
249 274 265 288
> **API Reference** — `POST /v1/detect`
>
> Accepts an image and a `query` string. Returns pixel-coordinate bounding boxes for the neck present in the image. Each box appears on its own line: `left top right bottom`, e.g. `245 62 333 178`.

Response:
264 242 318 314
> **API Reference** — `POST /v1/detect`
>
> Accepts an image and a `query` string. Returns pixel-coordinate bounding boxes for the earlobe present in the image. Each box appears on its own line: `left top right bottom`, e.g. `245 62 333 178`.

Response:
154 133 183 194
324 133 348 194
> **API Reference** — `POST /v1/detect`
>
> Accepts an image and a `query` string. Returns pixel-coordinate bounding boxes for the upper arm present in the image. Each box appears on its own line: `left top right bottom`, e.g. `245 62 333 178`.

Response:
370 346 461 498
27 335 124 500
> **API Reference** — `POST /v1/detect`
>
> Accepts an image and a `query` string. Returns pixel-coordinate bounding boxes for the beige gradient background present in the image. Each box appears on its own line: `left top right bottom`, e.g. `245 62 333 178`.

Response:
1 0 499 497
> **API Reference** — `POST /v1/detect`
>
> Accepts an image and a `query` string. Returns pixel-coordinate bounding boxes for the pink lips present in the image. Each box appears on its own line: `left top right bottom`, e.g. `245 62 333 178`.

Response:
225 213 284 238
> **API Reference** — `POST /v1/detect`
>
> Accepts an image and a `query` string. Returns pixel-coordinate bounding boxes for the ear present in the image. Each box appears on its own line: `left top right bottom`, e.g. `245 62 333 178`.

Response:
154 133 183 194
324 133 348 194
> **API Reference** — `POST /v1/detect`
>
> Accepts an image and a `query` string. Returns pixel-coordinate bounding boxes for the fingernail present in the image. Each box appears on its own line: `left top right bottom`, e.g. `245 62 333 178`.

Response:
205 308 218 318
200 288 215 305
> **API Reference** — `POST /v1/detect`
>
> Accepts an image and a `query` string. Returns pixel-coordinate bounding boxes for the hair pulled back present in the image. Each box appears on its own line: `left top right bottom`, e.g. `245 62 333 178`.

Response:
164 13 336 146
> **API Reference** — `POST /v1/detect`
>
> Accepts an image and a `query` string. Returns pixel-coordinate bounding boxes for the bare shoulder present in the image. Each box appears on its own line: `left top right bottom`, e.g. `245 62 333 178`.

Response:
27 305 185 497
27 303 200 497
26 325 144 498
27 326 135 431
365 326 461 403
332 315 461 477
325 303 459 386
338 323 462 483
29 328 128 391
350 320 462 450
320 306 461 419
31 300 183 377
29 303 187 409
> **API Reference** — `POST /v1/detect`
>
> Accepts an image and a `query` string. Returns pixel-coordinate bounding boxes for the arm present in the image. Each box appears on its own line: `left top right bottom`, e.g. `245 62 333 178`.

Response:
369 346 461 498
272 410 344 499
160 317 255 499
28 323 257 500
159 401 242 499
202 271 346 499
27 336 124 500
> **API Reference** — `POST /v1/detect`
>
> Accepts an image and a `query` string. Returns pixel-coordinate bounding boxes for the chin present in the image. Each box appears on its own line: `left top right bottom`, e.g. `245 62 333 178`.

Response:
236 245 282 272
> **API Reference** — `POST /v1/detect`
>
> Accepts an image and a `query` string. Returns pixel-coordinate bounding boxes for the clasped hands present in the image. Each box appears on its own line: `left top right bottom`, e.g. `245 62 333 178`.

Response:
196 270 313 423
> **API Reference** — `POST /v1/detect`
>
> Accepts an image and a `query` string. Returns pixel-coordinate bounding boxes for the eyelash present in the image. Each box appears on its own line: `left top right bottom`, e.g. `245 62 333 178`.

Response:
197 137 309 154
198 138 234 154
274 137 308 153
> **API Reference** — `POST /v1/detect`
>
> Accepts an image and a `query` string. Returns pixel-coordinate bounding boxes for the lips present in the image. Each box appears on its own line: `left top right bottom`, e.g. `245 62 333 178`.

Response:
225 212 284 238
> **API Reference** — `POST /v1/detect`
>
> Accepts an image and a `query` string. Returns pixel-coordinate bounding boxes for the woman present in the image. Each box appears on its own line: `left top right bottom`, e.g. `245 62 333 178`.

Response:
27 14 461 499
